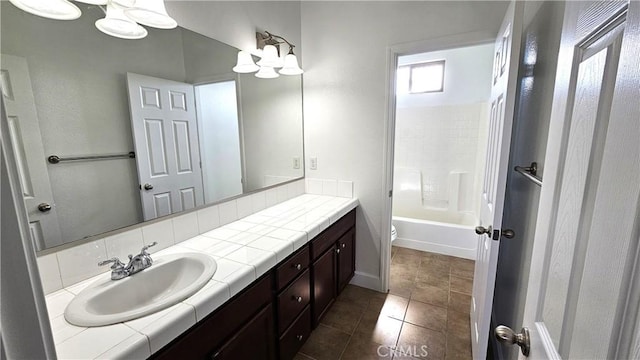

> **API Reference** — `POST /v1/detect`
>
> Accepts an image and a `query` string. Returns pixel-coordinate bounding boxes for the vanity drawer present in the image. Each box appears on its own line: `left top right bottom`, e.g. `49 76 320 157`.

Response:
276 247 309 291
279 305 311 360
278 269 310 335
310 209 356 260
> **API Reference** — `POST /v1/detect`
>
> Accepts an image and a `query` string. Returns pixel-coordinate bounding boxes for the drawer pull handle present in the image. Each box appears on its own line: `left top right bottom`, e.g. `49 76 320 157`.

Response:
293 263 302 270
341 243 346 249
293 295 303 303
296 334 304 341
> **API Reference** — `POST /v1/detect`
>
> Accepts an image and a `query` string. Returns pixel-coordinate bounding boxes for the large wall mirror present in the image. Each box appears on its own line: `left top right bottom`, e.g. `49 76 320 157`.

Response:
1 3 304 251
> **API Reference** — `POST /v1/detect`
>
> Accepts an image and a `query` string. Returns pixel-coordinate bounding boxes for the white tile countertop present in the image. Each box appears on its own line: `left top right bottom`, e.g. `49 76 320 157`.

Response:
45 194 358 359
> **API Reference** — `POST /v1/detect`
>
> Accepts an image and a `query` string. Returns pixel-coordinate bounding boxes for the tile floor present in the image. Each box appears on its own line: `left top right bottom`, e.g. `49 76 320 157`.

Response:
296 246 475 360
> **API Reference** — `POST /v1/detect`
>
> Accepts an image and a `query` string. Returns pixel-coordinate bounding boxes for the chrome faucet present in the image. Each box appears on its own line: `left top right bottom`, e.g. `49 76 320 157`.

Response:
98 242 157 280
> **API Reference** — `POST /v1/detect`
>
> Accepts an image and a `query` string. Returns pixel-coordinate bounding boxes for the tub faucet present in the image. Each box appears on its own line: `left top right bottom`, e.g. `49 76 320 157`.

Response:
98 242 157 280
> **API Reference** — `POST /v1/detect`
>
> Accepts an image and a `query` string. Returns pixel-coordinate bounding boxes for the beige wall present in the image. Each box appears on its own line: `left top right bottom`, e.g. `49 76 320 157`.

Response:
301 1 509 282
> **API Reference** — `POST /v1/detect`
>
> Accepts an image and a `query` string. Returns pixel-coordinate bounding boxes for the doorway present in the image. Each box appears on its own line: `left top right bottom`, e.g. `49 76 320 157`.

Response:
382 38 496 359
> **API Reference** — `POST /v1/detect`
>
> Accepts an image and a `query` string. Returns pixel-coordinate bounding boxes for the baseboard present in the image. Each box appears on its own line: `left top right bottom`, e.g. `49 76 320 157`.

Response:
394 238 475 260
349 271 382 292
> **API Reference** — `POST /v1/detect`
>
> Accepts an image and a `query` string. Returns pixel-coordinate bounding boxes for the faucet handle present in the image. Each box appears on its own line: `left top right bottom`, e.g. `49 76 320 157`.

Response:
98 257 125 269
140 242 157 254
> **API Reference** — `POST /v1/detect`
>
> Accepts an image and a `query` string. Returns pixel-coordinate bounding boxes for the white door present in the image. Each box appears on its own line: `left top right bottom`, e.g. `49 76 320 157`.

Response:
127 73 204 221
511 2 640 359
471 1 524 358
1 54 63 250
195 81 243 203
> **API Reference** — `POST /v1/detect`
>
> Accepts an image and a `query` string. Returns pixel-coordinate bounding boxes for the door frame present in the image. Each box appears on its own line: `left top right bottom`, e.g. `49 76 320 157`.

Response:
380 31 497 292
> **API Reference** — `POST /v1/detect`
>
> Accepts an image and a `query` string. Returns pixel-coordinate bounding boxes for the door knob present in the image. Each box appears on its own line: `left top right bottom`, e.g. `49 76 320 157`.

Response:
475 225 493 236
502 229 515 239
143 183 154 190
495 325 530 356
38 203 52 212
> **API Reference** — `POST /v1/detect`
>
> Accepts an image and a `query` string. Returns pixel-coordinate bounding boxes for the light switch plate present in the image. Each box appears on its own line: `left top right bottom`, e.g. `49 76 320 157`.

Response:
310 157 317 170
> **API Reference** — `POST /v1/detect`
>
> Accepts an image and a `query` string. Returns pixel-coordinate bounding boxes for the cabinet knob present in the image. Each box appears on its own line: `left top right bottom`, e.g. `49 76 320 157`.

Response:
293 295 303 303
296 335 304 341
341 243 346 249
293 263 302 270
336 248 341 254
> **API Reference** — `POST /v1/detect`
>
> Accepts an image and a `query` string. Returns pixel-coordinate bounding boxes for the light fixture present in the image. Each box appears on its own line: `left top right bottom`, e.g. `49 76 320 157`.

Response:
255 66 279 79
95 3 148 39
8 0 178 40
8 0 81 20
123 0 177 29
232 51 260 73
233 30 303 78
256 45 283 68
75 0 108 5
279 48 304 76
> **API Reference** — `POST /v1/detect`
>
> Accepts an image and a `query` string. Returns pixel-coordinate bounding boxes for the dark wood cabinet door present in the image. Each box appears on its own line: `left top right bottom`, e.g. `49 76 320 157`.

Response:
312 246 336 326
337 228 355 293
211 304 276 360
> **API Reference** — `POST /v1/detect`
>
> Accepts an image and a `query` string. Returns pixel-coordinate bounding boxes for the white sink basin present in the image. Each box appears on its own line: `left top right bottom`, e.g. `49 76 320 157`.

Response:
65 252 216 327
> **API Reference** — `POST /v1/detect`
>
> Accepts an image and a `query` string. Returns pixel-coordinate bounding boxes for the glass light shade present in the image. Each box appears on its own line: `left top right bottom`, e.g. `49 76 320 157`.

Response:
232 51 259 73
111 0 136 7
124 0 177 29
8 0 81 20
256 45 283 68
279 54 303 75
74 0 108 5
255 66 279 79
95 4 148 39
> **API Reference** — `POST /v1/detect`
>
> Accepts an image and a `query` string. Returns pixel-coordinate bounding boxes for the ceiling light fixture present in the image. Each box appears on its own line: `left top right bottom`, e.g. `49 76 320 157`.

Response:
8 0 178 40
233 30 303 79
8 0 81 20
95 3 148 39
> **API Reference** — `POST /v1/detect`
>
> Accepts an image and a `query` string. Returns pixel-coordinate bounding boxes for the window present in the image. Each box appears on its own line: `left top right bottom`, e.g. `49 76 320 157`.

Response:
397 60 445 94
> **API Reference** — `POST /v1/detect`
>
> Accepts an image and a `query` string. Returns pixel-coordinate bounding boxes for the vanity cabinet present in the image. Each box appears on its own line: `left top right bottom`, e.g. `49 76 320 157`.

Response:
311 210 356 326
152 208 356 360
152 274 274 360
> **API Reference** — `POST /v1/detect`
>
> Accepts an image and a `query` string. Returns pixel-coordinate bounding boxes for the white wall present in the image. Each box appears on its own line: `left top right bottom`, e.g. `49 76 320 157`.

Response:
239 74 304 191
166 1 301 56
397 43 494 108
301 1 508 282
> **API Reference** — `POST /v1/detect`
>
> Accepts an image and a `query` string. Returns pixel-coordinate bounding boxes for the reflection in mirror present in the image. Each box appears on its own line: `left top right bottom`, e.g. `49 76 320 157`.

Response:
1 3 304 251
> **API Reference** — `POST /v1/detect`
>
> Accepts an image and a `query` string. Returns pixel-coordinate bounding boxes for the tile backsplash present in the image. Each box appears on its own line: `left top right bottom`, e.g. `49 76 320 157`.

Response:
305 178 354 198
36 179 355 295
36 179 307 294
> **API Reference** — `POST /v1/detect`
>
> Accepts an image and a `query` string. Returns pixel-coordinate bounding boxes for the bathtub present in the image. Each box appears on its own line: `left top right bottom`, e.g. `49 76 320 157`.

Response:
392 208 477 260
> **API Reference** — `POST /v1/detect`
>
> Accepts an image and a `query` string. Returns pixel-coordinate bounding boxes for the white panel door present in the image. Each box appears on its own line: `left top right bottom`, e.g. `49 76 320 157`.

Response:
1 54 62 250
127 73 204 221
517 2 640 359
471 2 524 358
